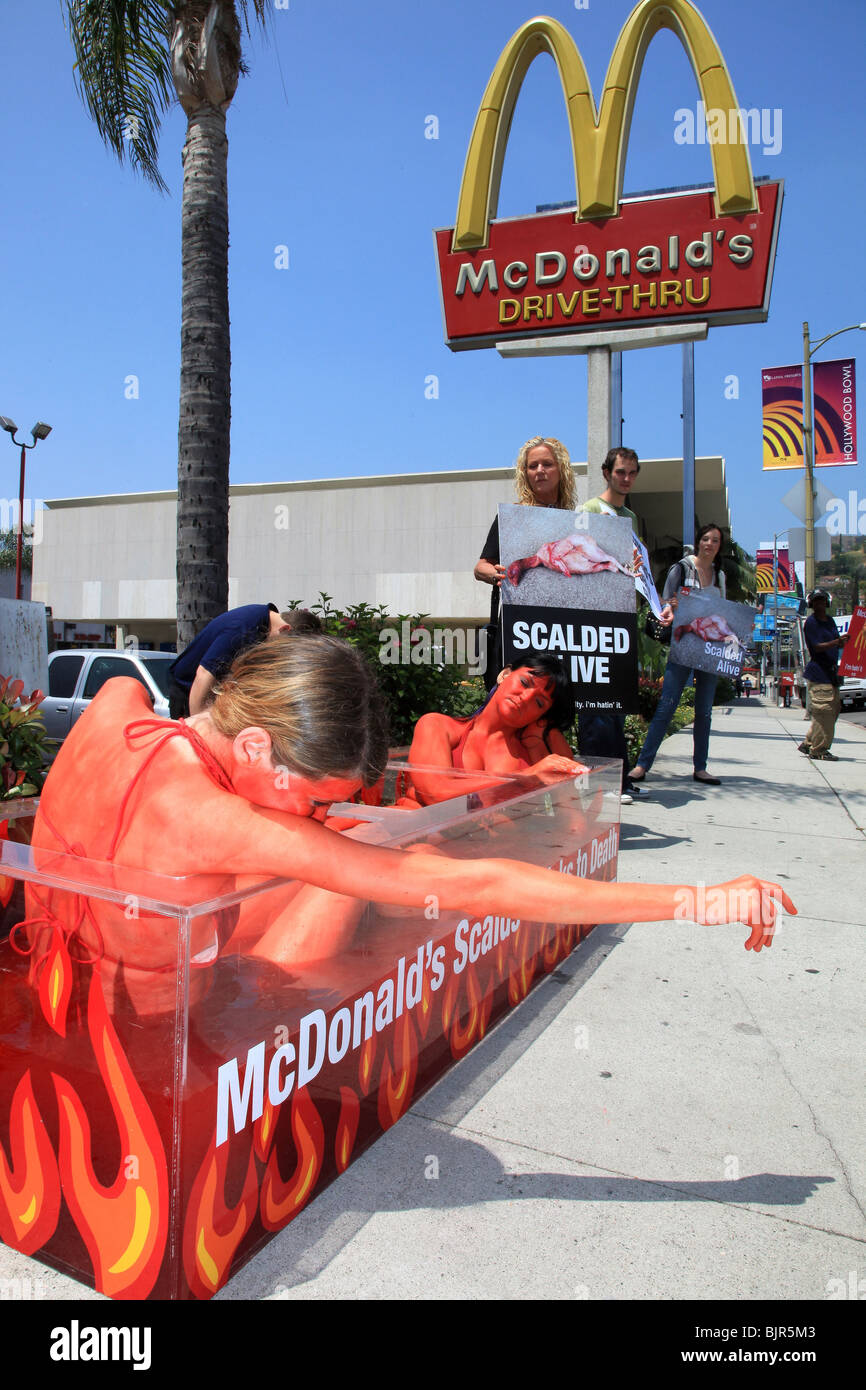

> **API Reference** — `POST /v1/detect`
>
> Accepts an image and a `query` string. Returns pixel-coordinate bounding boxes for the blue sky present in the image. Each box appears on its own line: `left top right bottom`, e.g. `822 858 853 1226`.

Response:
0 0 864 556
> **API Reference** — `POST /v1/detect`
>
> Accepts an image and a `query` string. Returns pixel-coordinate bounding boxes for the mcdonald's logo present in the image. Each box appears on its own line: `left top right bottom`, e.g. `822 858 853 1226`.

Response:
434 1 783 351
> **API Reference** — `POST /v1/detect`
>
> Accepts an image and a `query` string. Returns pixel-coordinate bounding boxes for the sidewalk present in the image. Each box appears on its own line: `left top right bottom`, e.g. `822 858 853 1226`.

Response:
3 698 863 1302
237 695 866 1302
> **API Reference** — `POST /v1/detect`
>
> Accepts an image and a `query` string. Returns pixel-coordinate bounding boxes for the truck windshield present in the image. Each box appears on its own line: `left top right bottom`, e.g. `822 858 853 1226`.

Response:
141 658 172 698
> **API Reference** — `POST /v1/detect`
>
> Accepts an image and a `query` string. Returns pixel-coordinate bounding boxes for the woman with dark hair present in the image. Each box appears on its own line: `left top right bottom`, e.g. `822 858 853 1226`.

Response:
630 523 728 787
405 655 584 806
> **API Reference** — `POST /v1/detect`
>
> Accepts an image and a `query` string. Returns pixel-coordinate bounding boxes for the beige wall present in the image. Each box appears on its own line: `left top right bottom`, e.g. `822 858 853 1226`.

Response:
32 459 727 634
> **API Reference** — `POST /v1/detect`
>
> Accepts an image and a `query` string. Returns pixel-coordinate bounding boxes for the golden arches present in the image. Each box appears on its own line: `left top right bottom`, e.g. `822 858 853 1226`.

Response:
453 1 757 251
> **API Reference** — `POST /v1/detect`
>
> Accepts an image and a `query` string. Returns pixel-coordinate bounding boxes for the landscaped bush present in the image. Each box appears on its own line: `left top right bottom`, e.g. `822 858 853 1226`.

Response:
290 595 479 746
714 676 735 705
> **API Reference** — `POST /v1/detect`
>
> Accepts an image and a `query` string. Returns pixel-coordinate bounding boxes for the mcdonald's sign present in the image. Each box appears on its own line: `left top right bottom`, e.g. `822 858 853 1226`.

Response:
434 2 783 350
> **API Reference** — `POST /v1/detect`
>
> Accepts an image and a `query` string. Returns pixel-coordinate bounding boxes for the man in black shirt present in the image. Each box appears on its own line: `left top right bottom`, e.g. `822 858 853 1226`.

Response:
798 589 848 760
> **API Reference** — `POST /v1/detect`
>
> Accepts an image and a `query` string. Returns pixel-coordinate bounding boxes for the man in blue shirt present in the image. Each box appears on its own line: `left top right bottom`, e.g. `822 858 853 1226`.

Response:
168 604 316 717
798 589 848 761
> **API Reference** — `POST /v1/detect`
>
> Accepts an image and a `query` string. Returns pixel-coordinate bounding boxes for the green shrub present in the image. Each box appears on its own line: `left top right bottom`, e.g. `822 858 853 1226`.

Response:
714 676 735 705
290 595 479 746
0 676 50 800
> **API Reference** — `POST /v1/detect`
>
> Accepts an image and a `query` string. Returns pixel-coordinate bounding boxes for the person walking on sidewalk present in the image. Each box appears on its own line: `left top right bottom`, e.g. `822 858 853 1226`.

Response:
630 523 727 788
798 589 848 761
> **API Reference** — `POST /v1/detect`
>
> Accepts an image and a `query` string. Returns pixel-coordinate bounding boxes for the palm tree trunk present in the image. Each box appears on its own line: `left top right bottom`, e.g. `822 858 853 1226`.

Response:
176 103 230 648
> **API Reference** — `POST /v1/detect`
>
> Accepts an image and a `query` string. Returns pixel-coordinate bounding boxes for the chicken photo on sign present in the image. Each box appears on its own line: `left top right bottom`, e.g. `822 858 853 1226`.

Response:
499 505 635 613
669 592 755 679
498 505 639 715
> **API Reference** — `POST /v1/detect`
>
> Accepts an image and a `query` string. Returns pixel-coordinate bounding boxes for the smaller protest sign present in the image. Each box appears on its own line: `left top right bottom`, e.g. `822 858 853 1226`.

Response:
670 592 754 679
839 606 866 679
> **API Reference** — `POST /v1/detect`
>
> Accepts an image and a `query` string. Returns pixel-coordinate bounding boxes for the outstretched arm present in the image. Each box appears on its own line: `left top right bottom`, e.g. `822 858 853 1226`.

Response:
188 793 794 951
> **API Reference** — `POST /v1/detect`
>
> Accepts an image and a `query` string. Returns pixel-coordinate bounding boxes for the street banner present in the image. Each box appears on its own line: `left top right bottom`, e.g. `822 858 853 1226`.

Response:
498 505 638 713
762 361 857 469
755 546 793 592
813 359 857 465
839 606 866 679
670 591 754 679
762 365 803 470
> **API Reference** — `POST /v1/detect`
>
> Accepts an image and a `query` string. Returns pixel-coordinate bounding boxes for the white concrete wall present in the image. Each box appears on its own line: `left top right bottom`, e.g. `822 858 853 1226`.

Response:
31 460 726 630
0 599 48 693
33 473 529 624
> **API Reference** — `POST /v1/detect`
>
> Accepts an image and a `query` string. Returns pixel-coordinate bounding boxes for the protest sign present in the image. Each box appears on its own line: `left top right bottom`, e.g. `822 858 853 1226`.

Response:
670 591 754 679
498 504 638 712
839 606 866 679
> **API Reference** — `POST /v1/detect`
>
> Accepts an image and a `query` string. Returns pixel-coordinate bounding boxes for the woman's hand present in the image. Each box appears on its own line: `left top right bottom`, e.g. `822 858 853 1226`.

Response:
531 752 589 781
689 875 796 951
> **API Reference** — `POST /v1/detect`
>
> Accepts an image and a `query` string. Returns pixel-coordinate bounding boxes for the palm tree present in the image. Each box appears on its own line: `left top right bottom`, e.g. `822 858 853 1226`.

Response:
64 1 267 646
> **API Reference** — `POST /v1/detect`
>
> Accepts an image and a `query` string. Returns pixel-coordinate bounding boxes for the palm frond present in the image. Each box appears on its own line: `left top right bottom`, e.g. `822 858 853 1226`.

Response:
64 1 176 191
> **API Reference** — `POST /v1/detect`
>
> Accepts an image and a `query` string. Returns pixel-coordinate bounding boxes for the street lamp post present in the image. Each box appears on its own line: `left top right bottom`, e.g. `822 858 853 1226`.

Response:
801 321 866 592
0 417 52 599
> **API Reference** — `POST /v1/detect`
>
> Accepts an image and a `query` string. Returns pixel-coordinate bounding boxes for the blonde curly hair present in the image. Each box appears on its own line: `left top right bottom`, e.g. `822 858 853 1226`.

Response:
514 436 576 510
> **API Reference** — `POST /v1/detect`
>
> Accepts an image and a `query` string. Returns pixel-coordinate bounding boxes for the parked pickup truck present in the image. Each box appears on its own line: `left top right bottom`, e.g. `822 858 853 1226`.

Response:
840 677 866 711
41 649 175 745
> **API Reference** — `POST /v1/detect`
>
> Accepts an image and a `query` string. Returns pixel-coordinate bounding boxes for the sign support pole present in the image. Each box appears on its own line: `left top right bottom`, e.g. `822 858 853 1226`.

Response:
682 341 696 550
497 323 709 504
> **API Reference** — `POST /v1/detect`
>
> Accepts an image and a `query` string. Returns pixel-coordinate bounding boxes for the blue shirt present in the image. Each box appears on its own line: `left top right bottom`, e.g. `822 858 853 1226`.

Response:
803 614 840 684
169 604 276 692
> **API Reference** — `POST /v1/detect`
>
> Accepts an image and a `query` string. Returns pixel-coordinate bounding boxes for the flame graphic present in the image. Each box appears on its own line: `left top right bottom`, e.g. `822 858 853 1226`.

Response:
335 1087 361 1174
260 1086 324 1230
37 928 73 1038
51 972 168 1299
415 968 434 1040
447 964 493 1060
377 1010 418 1129
358 1031 376 1096
507 925 539 1006
183 1139 258 1299
253 1094 278 1164
0 821 13 910
0 1071 61 1255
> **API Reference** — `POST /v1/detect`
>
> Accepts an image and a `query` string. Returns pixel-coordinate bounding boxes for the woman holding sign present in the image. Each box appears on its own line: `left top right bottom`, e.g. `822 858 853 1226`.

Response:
474 436 576 690
630 524 727 788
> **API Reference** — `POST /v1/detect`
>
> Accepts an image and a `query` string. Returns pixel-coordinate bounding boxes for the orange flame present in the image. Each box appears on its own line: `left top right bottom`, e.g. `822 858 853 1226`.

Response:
51 972 168 1299
183 1139 259 1300
260 1086 324 1230
0 821 13 910
0 1071 61 1255
377 1010 418 1129
415 967 434 1040
507 924 539 1006
335 1087 361 1174
358 1031 376 1096
253 1094 278 1164
448 963 493 1059
38 929 73 1038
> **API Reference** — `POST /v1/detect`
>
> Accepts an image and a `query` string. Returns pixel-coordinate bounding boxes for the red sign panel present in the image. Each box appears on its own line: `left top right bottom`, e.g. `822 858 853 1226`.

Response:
434 181 783 351
839 606 866 679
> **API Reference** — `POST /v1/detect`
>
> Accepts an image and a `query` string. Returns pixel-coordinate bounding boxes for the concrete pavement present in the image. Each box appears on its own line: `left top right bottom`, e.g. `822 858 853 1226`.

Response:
2 695 863 1303
241 694 866 1302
